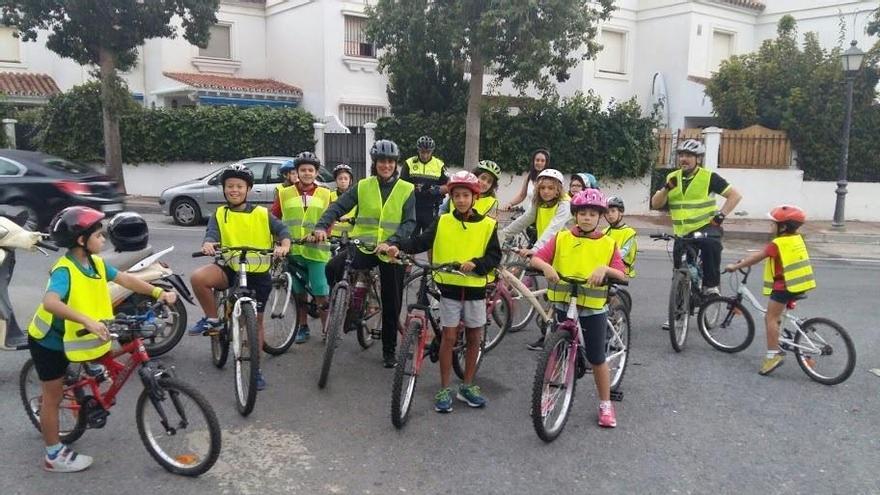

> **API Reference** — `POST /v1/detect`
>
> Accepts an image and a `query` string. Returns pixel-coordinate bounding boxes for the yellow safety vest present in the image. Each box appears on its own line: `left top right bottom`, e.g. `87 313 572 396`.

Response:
431 213 496 288
349 177 414 254
666 168 717 236
281 186 332 262
535 203 558 239
405 156 445 181
603 224 638 278
215 205 274 273
546 231 616 309
329 189 357 237
763 234 816 296
29 255 114 362
474 196 498 217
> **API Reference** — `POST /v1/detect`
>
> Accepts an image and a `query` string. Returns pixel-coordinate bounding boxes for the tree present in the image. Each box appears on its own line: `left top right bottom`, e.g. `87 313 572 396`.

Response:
0 0 219 192
368 0 615 167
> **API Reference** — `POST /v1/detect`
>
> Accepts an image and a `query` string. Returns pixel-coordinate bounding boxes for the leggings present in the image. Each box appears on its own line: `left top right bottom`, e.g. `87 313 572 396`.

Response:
555 310 607 365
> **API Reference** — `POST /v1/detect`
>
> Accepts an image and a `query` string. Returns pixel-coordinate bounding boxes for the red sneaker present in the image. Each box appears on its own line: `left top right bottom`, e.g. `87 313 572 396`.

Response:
598 402 617 428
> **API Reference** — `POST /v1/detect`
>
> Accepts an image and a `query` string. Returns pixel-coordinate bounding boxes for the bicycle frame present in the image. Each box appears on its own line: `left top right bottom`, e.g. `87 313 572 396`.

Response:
67 336 153 414
497 265 553 328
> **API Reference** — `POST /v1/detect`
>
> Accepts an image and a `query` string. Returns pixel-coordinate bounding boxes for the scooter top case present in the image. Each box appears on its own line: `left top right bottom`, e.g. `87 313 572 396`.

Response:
101 245 154 272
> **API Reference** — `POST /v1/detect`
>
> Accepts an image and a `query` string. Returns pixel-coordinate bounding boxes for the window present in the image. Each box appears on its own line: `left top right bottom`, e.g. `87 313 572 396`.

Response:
340 104 387 128
199 24 231 59
0 157 23 176
710 30 734 72
267 163 284 184
0 27 20 63
244 162 268 184
597 29 626 75
344 16 375 58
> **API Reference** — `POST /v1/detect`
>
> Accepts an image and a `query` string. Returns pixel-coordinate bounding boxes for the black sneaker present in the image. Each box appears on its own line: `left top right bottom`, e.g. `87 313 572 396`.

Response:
383 352 398 369
526 337 544 351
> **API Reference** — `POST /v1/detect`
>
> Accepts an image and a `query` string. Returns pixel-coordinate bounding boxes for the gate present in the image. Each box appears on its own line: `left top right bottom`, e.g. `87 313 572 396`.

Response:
324 133 367 180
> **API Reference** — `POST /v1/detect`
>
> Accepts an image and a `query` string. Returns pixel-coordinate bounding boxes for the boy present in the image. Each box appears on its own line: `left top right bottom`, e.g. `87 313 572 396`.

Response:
383 171 501 412
190 164 291 390
724 205 815 375
329 163 356 238
603 196 638 278
28 206 177 472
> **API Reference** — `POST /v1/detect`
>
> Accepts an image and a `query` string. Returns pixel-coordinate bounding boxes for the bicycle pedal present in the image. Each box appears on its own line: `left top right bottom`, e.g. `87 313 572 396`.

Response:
370 328 382 340
203 329 221 337
610 390 624 402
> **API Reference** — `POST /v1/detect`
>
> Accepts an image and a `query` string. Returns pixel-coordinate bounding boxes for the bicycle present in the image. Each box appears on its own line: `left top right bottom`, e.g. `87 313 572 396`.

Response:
391 254 492 429
530 275 629 442
702 266 856 384
192 245 274 416
651 231 721 352
20 302 221 476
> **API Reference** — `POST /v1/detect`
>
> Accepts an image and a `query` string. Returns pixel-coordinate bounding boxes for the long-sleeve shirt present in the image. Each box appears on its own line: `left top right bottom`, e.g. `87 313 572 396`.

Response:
204 203 290 244
500 200 572 250
271 182 318 219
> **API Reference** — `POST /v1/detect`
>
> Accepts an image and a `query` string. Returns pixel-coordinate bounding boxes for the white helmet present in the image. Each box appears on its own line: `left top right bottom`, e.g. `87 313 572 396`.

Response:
536 168 564 184
676 139 705 156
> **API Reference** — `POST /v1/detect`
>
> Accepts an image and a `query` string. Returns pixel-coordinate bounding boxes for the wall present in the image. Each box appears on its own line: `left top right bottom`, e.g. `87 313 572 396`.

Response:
122 162 229 196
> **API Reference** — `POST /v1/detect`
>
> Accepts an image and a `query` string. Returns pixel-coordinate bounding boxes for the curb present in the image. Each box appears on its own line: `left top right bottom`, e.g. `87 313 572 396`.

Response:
125 196 163 215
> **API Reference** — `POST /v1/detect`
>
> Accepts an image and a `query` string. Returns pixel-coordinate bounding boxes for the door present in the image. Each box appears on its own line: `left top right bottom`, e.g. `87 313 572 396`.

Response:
324 133 367 180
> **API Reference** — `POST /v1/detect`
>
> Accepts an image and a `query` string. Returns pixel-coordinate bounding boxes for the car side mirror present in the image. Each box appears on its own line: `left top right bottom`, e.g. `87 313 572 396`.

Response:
208 176 219 186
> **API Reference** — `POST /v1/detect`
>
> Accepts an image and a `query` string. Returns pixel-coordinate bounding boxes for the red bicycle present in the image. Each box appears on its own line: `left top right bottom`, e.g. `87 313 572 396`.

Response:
20 303 221 476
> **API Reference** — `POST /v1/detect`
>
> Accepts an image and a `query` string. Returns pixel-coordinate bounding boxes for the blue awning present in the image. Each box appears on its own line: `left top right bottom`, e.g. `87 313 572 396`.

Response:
198 95 298 108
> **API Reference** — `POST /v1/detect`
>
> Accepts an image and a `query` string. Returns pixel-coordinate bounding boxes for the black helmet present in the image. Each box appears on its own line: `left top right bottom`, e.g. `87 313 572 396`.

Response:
416 135 435 151
370 139 400 161
333 163 353 178
293 151 321 169
107 211 149 251
49 206 105 249
606 196 625 212
219 164 254 188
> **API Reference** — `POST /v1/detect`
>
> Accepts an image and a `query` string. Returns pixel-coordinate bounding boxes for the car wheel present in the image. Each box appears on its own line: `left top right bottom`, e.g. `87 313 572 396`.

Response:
171 198 202 226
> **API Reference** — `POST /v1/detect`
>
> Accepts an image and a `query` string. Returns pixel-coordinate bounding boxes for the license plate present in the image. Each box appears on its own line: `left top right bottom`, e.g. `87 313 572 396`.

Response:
102 203 123 213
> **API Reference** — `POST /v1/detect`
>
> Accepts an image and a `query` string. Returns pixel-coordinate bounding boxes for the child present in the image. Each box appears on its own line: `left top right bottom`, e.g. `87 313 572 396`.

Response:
190 164 291 390
275 160 298 197
529 189 627 428
28 206 177 472
438 160 502 218
329 163 356 238
724 205 816 376
569 172 598 196
383 171 501 413
500 168 572 254
603 196 638 278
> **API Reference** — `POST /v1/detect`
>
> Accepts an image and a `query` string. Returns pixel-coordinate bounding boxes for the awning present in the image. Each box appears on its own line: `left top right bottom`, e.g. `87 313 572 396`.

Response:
159 72 303 107
0 72 60 104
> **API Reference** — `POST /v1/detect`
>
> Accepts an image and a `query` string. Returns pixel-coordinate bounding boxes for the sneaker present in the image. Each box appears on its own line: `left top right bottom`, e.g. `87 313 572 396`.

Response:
255 369 267 391
703 286 721 296
526 337 544 351
434 388 453 413
598 402 617 428
383 351 398 369
189 317 220 336
759 353 785 376
661 320 670 331
44 446 93 473
295 325 310 344
457 384 487 408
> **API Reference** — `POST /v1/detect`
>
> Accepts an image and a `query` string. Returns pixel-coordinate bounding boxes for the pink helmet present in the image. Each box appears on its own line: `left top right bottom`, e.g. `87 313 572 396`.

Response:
446 170 481 196
570 188 607 213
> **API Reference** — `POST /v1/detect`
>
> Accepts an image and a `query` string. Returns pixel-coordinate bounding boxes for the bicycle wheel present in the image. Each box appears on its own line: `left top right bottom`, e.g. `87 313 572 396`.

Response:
531 331 576 443
356 276 382 350
136 376 221 476
319 284 348 389
263 272 298 356
793 317 856 385
233 303 260 416
697 296 755 353
118 292 186 358
452 327 486 380
391 319 423 429
506 262 540 333
483 284 513 352
612 288 632 316
210 294 230 368
668 270 691 352
606 306 630 392
19 359 86 444
399 269 435 329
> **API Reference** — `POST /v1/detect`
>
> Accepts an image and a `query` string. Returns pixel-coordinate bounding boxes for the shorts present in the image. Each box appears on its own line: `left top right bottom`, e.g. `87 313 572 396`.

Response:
288 254 330 297
439 297 487 328
28 337 70 381
220 264 272 312
769 289 804 304
555 310 607 365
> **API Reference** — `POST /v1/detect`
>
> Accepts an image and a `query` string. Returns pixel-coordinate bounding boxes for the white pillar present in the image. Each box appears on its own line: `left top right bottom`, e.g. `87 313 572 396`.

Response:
313 122 326 163
701 126 723 171
364 122 377 177
2 118 16 149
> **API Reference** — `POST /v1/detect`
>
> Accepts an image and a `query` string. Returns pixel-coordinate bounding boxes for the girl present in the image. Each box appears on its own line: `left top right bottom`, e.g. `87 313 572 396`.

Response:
329 163 356 238
500 168 572 254
438 160 502 218
569 173 598 196
504 148 550 210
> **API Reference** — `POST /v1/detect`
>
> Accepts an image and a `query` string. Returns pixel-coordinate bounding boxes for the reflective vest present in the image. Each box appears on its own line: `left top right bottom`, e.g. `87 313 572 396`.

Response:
474 196 498 217
405 156 445 181
763 234 816 296
349 177 414 254
329 189 357 237
546 231 616 310
666 168 717 236
603 224 638 278
432 213 496 288
281 186 332 262
536 203 560 239
29 255 114 362
215 205 273 273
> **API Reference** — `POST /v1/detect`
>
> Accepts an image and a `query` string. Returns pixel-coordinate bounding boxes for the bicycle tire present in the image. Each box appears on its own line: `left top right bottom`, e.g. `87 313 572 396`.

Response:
136 376 222 476
119 290 187 358
19 359 86 444
483 285 513 352
612 288 633 317
452 327 486 380
505 262 540 333
794 317 856 385
606 306 631 392
356 278 382 350
391 319 423 429
531 331 576 443
233 303 260 416
697 296 755 353
211 293 230 368
399 270 435 330
668 270 691 352
318 284 348 389
263 274 298 356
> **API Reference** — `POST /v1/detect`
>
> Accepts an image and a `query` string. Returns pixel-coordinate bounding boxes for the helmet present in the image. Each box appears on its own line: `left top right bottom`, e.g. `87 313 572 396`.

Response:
446 170 481 196
49 206 105 249
570 189 608 214
293 151 321 169
475 160 501 180
606 196 625 212
370 139 400 161
575 173 598 189
333 163 353 178
416 136 435 151
768 205 806 224
536 168 564 184
107 211 149 251
220 164 254 188
279 160 295 176
677 139 705 156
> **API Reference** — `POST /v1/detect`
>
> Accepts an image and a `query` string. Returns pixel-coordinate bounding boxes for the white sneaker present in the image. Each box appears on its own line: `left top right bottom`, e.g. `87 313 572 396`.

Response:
44 446 93 473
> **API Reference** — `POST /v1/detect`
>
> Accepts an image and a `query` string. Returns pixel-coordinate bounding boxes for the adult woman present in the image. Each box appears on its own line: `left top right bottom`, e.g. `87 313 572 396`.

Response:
504 148 550 210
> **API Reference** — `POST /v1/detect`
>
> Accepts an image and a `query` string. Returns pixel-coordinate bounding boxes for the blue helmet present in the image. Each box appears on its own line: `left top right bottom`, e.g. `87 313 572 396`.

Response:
573 172 599 190
279 160 295 176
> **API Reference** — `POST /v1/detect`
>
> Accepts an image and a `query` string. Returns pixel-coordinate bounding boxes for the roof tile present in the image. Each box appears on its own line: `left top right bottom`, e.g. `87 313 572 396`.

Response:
163 72 302 97
0 72 60 97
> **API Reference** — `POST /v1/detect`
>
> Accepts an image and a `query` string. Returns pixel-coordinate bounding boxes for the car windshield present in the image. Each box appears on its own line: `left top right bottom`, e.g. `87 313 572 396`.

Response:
42 157 95 175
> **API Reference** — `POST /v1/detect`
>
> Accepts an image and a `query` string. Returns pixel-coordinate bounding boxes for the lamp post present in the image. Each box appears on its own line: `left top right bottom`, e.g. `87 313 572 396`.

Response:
832 40 865 229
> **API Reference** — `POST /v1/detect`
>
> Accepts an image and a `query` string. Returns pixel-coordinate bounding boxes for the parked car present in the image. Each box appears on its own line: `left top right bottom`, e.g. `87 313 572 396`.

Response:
0 149 124 231
158 156 334 226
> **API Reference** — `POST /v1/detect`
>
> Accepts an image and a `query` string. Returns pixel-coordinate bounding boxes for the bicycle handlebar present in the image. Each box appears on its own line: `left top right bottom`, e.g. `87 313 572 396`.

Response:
558 275 629 287
649 231 721 242
192 244 277 258
76 302 166 338
36 240 59 251
394 253 474 276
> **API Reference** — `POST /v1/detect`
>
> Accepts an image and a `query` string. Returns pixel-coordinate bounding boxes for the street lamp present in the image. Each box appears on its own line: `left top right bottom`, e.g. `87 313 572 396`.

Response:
832 40 865 229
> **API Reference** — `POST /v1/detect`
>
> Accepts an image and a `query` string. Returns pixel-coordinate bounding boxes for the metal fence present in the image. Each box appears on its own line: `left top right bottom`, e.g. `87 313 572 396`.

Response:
324 133 367 180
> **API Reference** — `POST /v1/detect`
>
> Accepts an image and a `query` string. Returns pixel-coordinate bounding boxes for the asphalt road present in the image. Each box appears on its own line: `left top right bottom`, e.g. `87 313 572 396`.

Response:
1 214 878 494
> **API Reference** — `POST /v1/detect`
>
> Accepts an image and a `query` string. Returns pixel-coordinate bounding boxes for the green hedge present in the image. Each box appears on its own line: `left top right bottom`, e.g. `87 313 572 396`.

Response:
376 92 658 180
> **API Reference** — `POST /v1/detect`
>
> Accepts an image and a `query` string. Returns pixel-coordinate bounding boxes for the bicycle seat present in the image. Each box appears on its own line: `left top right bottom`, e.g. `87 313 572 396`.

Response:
102 246 154 271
